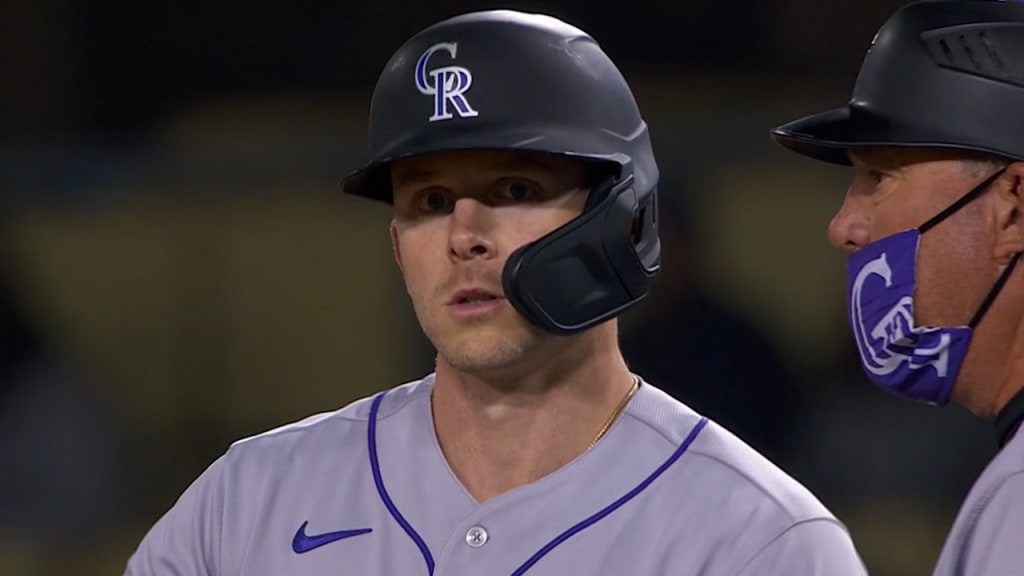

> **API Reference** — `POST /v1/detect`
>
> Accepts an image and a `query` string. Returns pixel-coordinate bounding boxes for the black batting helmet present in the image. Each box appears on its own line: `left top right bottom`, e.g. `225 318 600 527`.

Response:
771 0 1024 164
341 10 660 335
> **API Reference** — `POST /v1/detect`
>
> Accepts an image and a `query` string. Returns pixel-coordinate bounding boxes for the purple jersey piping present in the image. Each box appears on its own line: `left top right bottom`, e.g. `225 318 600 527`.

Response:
509 417 709 576
369 390 436 575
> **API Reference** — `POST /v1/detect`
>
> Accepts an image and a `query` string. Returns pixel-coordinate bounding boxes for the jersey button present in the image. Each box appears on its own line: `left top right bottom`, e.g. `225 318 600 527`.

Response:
465 525 489 548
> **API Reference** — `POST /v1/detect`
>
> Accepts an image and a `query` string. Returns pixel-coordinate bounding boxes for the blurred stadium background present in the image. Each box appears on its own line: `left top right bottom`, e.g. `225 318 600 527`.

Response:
0 1 998 574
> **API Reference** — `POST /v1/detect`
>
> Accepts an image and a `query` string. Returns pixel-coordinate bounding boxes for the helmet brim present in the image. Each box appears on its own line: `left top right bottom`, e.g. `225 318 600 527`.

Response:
770 104 1016 166
340 124 632 204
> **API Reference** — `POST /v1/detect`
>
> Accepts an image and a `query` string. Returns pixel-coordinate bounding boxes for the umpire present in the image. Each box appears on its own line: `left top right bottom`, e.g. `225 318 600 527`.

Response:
771 1 1024 575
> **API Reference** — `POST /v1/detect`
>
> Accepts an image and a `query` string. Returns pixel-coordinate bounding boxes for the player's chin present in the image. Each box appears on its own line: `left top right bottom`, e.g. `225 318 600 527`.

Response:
435 329 534 373
440 349 526 375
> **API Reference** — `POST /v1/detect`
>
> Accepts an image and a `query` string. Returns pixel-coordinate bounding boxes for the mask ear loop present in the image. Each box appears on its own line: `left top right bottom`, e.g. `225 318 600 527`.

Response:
926 167 1021 328
969 252 1021 328
918 168 1006 233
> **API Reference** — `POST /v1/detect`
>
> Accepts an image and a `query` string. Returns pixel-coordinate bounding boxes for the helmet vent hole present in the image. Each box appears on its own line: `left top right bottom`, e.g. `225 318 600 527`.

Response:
938 38 954 62
631 207 646 245
923 27 1017 85
959 34 981 70
978 30 1007 74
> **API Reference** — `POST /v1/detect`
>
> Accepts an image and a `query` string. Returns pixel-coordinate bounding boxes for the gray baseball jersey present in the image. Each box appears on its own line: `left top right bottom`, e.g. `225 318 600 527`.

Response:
125 374 866 575
932 423 1024 576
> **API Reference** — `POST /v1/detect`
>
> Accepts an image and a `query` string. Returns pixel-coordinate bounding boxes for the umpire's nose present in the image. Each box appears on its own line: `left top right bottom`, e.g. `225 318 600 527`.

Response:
448 197 497 261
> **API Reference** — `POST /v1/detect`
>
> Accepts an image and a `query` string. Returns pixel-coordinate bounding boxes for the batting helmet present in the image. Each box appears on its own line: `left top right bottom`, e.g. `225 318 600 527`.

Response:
771 0 1024 164
341 10 660 335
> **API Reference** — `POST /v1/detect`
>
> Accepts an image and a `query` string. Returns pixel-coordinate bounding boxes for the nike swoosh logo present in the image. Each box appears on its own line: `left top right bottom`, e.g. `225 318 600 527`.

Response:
292 520 373 554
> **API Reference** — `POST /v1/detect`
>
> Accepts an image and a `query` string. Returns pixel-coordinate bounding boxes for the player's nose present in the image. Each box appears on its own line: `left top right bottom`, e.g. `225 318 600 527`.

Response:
447 197 497 261
827 191 871 253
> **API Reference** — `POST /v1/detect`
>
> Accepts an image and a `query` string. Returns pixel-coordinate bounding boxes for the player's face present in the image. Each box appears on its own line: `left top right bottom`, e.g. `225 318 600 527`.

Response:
827 146 1000 326
389 149 591 374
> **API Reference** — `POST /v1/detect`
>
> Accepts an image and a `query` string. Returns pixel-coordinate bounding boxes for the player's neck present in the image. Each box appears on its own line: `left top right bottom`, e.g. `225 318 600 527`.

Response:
430 329 636 503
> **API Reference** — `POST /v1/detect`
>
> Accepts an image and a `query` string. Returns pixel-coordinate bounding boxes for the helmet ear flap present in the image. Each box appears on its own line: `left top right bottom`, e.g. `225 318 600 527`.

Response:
502 165 660 334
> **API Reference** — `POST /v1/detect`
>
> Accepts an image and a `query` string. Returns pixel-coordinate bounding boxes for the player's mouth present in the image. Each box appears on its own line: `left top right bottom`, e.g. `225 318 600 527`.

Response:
447 288 504 317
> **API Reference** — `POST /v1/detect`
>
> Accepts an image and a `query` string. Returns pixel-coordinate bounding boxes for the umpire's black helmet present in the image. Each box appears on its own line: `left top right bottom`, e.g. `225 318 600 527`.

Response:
341 10 660 335
771 0 1024 164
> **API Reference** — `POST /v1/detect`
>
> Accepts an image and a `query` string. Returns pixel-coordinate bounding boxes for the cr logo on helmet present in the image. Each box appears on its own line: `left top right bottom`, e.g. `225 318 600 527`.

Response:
415 42 479 122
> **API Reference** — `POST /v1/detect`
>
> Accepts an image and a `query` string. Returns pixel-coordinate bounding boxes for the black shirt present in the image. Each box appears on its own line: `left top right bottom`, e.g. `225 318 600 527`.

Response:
994 386 1024 448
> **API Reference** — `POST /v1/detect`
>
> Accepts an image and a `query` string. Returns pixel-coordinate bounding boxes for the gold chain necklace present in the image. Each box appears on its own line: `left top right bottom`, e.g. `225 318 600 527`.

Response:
429 376 642 450
588 376 641 450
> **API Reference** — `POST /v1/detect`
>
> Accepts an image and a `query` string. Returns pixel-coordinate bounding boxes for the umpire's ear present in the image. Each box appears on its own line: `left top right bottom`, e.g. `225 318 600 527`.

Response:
995 162 1024 264
390 221 405 273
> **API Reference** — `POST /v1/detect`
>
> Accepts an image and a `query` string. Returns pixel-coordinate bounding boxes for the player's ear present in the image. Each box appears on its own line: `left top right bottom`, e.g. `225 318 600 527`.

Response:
390 220 404 272
994 162 1024 264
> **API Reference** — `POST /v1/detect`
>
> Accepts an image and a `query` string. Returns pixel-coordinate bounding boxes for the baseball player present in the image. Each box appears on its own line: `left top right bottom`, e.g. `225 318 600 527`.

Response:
771 1 1024 574
125 10 867 575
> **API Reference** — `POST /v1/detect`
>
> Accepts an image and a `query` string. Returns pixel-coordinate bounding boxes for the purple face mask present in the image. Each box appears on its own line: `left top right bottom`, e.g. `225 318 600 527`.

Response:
846 167 1020 406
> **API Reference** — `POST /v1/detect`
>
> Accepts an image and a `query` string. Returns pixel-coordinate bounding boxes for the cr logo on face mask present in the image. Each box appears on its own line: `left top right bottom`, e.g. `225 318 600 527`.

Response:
850 249 952 379
415 42 480 122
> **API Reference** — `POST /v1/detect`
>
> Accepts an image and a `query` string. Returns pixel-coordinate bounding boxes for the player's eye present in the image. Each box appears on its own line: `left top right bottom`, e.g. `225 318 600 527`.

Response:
417 189 453 214
494 180 538 203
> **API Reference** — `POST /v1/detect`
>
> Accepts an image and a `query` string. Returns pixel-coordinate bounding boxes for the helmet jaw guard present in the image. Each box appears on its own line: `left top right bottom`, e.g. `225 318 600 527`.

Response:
772 0 1024 164
341 10 661 335
503 166 660 335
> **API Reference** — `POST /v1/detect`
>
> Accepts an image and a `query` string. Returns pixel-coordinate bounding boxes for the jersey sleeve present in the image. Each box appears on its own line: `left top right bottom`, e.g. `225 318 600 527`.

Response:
123 455 228 576
730 518 868 576
946 471 1024 575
